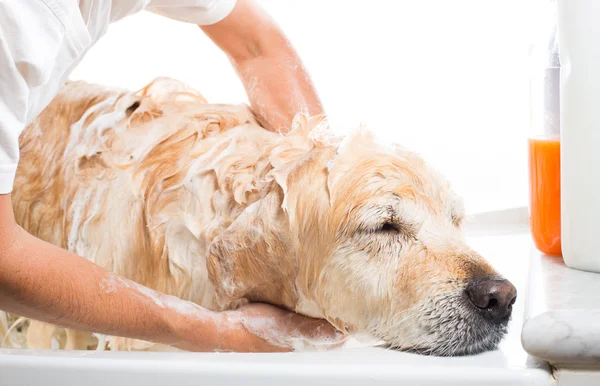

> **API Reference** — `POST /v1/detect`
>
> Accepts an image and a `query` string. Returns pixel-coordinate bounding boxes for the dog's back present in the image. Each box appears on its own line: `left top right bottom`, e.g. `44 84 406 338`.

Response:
9 78 278 349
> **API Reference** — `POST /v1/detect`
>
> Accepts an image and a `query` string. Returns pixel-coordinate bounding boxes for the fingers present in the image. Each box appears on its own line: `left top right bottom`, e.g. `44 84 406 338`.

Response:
284 314 347 351
236 303 346 352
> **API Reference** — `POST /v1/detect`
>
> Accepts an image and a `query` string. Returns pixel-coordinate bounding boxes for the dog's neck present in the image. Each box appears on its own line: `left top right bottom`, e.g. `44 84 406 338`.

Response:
139 109 335 312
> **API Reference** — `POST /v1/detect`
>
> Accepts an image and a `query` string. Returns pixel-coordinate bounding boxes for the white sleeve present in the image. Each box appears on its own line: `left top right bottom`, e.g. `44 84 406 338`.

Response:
146 0 237 26
0 0 69 194
0 41 25 194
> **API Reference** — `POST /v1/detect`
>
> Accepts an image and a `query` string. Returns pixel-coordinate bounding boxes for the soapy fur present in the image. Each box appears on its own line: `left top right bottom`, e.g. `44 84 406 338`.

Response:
3 78 507 355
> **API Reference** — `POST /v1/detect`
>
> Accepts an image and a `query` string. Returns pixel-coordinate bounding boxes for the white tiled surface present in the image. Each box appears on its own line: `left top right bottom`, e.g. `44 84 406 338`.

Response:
0 213 551 386
522 248 600 367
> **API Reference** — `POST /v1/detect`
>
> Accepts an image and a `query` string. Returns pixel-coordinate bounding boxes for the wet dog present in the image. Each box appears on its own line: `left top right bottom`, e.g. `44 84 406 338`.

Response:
6 78 516 355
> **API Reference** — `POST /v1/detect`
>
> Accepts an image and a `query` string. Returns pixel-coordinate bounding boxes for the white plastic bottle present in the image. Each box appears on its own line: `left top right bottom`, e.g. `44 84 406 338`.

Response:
558 0 600 272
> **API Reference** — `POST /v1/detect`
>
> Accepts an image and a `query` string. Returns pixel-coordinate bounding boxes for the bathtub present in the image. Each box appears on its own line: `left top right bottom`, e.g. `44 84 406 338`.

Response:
0 208 552 386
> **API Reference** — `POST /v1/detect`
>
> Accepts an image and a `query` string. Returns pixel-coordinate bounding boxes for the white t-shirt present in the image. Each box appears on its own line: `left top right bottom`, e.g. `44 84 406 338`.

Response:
0 0 236 194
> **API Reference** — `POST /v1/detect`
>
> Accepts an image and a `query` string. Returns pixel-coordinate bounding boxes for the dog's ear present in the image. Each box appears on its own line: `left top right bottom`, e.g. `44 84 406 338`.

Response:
207 115 336 312
207 189 298 310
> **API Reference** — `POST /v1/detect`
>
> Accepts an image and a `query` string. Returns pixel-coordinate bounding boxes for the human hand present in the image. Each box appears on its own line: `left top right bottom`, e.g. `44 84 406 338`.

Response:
174 302 346 352
200 0 323 134
233 303 346 352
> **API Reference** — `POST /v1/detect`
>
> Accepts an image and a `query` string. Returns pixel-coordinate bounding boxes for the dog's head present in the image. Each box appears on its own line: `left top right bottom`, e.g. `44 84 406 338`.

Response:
208 115 516 356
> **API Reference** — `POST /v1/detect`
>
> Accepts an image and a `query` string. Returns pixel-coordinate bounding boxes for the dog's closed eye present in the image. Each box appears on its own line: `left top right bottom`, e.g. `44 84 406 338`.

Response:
380 222 400 233
352 206 414 238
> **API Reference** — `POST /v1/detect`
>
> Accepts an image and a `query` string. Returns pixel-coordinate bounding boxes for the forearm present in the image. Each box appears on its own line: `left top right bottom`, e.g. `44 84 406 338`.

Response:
233 48 323 133
201 0 323 133
0 191 343 352
0 197 220 350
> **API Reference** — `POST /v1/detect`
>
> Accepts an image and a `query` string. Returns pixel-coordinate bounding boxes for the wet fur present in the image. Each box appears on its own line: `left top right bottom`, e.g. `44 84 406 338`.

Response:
3 78 506 354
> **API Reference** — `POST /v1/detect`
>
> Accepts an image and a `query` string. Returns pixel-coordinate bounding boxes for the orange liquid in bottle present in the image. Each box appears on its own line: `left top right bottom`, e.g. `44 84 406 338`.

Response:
528 138 562 256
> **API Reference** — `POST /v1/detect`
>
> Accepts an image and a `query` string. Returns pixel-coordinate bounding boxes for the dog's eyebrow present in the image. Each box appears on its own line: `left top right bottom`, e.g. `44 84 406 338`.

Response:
385 204 397 217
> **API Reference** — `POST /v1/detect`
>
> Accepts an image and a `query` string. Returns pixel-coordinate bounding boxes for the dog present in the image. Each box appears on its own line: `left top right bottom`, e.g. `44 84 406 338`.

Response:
2 78 516 355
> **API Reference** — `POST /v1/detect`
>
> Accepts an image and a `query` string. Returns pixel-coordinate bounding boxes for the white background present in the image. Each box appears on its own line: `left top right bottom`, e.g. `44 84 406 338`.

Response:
71 0 536 214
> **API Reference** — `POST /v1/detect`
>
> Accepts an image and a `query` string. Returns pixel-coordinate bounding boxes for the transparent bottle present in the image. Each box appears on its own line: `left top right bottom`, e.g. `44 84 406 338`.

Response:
528 1 561 256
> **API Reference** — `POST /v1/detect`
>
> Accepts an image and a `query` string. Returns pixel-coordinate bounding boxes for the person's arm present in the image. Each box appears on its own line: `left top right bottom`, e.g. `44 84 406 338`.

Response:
201 0 323 133
0 194 342 351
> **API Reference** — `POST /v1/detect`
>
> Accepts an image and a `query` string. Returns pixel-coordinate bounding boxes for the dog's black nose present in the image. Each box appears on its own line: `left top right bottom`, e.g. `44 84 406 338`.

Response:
466 277 517 323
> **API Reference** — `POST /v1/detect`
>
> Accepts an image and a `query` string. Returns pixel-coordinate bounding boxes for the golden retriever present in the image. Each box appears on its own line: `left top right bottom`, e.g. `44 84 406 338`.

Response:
2 78 516 355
